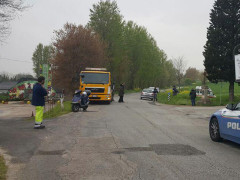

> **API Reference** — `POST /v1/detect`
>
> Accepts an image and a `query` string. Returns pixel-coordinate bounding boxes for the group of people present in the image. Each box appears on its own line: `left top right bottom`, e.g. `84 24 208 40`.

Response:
173 86 197 106
173 85 197 106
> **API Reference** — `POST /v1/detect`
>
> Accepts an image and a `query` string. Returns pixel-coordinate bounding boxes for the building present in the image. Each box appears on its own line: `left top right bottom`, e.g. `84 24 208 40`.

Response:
0 81 18 94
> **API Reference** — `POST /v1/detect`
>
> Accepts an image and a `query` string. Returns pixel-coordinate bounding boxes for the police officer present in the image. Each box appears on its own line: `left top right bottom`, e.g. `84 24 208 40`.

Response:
189 88 197 106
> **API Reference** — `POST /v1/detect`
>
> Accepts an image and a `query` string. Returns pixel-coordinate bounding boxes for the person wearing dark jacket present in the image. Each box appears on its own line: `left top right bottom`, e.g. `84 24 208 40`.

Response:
32 76 48 129
172 85 178 96
153 87 158 101
189 88 197 106
118 83 124 103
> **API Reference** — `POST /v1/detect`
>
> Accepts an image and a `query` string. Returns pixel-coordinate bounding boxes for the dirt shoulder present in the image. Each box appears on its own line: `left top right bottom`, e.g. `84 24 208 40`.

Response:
0 102 35 119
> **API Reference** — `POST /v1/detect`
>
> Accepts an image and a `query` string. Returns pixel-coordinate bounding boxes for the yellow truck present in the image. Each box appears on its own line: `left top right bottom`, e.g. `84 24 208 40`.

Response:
80 68 112 103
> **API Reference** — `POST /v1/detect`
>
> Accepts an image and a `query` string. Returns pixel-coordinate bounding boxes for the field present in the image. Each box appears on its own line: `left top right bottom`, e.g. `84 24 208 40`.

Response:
158 82 240 106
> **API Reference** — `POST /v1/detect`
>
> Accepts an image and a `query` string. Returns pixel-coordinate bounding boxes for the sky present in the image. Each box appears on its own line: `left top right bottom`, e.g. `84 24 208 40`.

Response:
0 0 215 76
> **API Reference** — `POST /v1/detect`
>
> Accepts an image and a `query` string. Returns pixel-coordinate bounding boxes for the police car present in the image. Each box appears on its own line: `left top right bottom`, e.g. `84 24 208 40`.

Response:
209 103 240 144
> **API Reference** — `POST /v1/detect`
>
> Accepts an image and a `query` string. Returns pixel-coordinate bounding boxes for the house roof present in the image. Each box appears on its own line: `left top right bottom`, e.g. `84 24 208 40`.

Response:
0 81 18 90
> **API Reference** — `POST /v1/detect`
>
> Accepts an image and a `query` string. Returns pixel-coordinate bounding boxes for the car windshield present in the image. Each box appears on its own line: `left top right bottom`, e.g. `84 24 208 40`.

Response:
142 89 148 92
81 73 109 84
235 103 240 110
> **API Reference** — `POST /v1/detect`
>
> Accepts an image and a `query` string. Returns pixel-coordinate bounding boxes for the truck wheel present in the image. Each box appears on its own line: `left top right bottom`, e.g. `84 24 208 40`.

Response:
72 104 80 112
209 117 222 142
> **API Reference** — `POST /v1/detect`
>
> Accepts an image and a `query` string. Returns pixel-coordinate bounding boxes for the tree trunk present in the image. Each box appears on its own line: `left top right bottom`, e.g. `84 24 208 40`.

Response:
229 81 234 102
178 79 181 91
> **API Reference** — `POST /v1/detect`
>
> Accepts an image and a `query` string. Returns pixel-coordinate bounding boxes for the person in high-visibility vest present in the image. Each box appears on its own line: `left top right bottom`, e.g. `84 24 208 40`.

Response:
32 76 47 129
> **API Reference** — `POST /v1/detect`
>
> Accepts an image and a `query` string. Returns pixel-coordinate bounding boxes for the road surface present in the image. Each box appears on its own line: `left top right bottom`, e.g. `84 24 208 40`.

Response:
1 93 240 180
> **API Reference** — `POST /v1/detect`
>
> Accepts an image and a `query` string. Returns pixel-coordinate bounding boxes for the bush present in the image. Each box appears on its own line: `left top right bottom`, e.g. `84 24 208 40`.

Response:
0 94 9 101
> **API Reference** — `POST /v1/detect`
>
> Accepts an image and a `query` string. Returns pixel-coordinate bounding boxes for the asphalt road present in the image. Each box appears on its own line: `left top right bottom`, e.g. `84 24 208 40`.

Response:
1 93 240 180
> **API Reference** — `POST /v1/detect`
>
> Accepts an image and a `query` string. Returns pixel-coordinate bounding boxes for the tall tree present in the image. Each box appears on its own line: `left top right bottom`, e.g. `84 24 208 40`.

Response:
88 0 125 83
203 0 240 101
88 0 176 89
32 43 52 77
51 23 107 94
0 0 26 41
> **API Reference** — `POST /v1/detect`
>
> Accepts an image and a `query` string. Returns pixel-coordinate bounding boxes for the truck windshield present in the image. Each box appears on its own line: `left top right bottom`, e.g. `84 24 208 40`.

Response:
81 73 109 84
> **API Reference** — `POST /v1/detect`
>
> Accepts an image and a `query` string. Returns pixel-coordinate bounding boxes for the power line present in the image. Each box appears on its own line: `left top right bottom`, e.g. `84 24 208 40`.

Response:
0 57 32 63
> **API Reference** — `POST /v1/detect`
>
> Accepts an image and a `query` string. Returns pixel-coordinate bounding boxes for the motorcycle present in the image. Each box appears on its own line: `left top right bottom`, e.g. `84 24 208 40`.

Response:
71 90 91 112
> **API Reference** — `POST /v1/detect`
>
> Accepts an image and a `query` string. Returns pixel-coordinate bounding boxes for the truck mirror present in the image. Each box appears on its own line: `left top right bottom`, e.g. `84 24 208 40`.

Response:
80 74 85 78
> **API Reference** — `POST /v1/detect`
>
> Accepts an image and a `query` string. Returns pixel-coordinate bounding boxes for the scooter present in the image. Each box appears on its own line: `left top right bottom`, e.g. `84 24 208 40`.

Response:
71 90 91 112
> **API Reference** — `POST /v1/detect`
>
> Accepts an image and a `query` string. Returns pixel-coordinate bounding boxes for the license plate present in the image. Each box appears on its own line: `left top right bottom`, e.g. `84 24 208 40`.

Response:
92 95 98 97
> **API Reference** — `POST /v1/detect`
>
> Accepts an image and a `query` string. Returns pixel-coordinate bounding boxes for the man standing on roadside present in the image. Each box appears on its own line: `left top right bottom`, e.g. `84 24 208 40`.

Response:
118 83 125 103
32 76 47 129
189 88 197 106
153 87 158 101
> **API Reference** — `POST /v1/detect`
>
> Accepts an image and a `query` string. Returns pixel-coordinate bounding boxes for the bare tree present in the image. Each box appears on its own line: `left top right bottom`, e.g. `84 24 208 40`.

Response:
0 0 26 41
173 56 187 90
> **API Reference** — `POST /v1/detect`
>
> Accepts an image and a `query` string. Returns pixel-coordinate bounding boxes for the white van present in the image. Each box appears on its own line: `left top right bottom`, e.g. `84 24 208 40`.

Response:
196 86 216 98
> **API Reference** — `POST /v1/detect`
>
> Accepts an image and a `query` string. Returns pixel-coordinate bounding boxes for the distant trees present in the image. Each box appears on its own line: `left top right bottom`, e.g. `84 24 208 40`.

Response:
12 73 34 81
88 0 176 89
51 23 107 94
185 67 200 82
0 73 11 82
32 43 52 77
203 0 240 101
0 73 34 82
0 0 26 41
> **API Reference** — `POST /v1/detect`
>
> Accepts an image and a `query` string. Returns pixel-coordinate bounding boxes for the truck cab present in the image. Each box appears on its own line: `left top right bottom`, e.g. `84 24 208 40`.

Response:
80 68 112 103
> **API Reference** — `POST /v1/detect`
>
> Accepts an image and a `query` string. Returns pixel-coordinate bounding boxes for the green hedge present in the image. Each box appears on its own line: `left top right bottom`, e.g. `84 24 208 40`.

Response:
0 94 9 102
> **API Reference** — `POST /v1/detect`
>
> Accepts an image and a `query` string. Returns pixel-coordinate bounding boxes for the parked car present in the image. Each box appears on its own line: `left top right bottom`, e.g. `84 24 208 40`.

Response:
209 103 240 144
149 87 160 93
140 89 154 100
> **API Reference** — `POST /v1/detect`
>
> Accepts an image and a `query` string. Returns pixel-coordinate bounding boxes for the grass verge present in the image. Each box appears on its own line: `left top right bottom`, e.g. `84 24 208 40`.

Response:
158 82 240 106
43 101 72 119
26 101 72 121
0 155 7 180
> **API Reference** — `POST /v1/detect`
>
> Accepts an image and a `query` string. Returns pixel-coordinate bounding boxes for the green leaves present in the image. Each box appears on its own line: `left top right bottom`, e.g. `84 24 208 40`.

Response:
88 1 176 89
32 43 52 77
